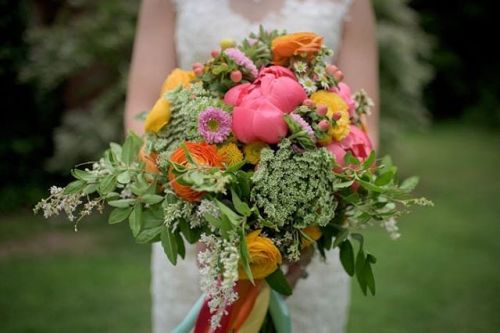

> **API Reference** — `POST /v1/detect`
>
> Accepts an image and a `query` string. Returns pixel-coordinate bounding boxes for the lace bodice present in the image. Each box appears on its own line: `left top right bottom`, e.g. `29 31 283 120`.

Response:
152 1 353 332
172 0 352 69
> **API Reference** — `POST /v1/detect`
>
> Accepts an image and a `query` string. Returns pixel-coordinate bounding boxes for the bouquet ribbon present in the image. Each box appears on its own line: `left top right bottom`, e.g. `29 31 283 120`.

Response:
172 281 292 333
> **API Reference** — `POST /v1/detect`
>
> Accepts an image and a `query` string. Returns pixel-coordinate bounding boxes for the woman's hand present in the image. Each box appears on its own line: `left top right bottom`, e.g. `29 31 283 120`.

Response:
284 245 315 290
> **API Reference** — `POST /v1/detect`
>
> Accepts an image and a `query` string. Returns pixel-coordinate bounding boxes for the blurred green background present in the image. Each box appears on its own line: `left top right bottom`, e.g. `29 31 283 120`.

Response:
1 0 499 332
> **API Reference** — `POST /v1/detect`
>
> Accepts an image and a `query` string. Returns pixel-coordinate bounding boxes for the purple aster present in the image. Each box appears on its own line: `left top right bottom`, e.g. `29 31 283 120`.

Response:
224 48 259 78
198 107 232 143
290 113 315 141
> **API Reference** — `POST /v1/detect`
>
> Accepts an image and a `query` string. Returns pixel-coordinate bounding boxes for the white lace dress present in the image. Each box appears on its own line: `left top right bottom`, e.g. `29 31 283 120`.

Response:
152 0 353 332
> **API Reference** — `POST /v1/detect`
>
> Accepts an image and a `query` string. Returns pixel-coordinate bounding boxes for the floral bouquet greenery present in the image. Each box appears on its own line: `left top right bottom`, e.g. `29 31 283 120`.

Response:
35 27 431 332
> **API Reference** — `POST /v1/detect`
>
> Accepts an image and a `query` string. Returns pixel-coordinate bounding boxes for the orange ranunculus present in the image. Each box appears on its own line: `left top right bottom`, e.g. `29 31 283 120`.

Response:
160 68 195 95
239 230 282 280
301 225 322 248
168 142 222 202
271 32 324 66
139 146 160 174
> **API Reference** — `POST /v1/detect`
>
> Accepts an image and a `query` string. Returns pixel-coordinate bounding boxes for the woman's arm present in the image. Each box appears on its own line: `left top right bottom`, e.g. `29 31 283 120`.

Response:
337 0 379 148
124 0 177 134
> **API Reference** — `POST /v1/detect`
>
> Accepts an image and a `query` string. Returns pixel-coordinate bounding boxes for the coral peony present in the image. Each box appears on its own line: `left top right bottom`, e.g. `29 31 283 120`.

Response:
326 125 373 166
168 142 222 202
225 66 307 144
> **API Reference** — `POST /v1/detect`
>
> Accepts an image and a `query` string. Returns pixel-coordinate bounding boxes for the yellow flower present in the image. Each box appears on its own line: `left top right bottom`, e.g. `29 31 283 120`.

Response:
244 142 269 165
310 90 351 143
160 69 194 95
217 143 243 167
144 97 171 133
301 225 322 248
144 69 194 133
239 230 282 280
219 38 236 50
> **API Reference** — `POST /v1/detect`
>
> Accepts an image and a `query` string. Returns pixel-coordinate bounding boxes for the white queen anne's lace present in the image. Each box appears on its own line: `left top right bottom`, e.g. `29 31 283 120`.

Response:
153 1 353 332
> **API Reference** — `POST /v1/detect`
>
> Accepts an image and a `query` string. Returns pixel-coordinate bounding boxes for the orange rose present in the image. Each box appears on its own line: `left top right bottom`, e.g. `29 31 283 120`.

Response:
138 146 160 174
271 32 324 66
239 230 282 280
168 142 222 202
301 225 322 248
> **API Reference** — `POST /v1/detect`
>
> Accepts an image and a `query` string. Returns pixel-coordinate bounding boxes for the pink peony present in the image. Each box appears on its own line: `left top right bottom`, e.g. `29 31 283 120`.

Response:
330 82 355 116
225 66 307 143
326 125 373 166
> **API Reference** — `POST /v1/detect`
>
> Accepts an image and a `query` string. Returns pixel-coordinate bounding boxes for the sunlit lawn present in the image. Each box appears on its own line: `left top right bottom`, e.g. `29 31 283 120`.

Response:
1 122 499 333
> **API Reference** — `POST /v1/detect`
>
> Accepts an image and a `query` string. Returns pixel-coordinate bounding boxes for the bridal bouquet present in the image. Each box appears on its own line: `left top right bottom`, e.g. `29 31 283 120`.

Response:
35 27 430 332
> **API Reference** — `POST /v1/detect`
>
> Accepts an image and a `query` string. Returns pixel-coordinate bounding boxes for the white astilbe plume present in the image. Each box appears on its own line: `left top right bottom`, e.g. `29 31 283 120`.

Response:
197 233 240 329
382 218 401 240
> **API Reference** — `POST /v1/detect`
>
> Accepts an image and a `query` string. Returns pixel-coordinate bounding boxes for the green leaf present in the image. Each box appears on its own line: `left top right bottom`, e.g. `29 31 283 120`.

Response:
357 179 383 192
364 262 376 295
63 180 86 194
356 247 367 295
339 240 355 276
117 171 131 184
108 207 133 224
231 188 251 216
110 143 122 162
108 198 136 208
400 176 419 192
175 232 186 259
99 175 117 194
363 151 376 169
160 227 178 265
83 183 98 195
239 229 254 284
179 220 200 244
375 169 395 186
141 194 164 205
265 268 292 296
136 226 163 243
226 160 246 172
121 132 143 165
333 228 350 249
71 169 96 182
333 180 354 190
129 203 143 237
215 199 243 226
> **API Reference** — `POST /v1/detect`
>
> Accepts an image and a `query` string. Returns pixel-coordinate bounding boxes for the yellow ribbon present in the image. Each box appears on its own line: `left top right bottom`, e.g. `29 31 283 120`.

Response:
238 283 271 333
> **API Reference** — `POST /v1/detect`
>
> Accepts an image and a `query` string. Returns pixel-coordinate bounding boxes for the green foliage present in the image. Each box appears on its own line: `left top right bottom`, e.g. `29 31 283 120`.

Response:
374 0 434 145
20 0 140 172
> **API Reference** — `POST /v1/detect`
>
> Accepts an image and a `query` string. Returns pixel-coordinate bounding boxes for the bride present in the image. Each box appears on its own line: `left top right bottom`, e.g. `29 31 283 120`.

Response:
125 0 378 332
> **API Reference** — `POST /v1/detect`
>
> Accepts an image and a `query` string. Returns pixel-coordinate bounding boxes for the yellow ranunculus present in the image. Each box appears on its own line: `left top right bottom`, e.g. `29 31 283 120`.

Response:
160 69 195 95
144 97 171 133
240 230 282 280
310 90 351 144
144 69 194 133
301 225 322 248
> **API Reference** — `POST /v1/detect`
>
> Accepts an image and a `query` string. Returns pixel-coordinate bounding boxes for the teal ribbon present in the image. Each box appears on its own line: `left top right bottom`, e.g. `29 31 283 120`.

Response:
171 290 292 333
171 294 206 333
269 290 292 333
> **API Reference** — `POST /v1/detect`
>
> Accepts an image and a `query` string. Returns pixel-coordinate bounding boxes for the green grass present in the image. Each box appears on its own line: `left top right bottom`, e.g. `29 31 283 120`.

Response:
1 122 499 333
